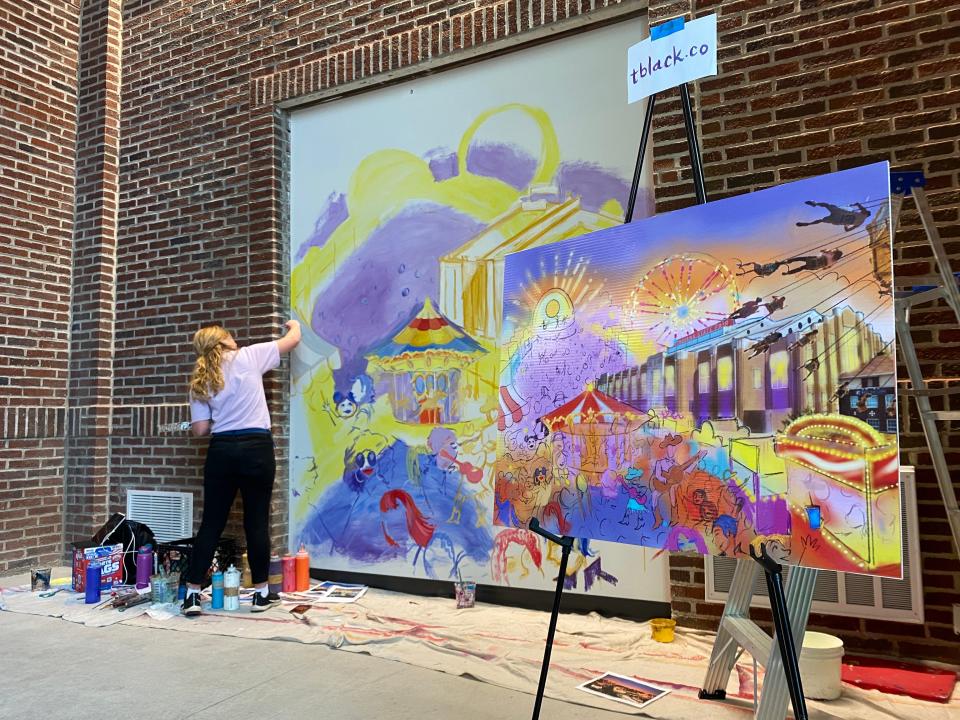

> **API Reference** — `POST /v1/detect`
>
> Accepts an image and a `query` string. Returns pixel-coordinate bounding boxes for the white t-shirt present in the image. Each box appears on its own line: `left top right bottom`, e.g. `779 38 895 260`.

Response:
189 342 280 433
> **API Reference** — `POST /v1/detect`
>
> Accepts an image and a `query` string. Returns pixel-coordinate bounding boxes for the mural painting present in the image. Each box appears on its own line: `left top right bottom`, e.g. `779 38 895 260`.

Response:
288 22 670 599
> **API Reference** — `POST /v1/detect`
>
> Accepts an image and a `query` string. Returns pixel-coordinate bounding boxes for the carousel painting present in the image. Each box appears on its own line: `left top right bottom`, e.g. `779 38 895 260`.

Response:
366 298 486 425
494 162 902 577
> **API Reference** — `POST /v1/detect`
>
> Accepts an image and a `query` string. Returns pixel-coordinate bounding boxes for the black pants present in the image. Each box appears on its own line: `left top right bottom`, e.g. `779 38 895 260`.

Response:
187 432 275 585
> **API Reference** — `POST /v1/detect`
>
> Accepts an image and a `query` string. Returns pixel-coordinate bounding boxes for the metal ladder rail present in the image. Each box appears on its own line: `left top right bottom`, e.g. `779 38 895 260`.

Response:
892 182 960 559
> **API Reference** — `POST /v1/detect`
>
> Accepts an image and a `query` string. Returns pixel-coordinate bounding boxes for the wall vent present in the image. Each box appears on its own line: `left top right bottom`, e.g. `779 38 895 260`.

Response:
126 490 193 542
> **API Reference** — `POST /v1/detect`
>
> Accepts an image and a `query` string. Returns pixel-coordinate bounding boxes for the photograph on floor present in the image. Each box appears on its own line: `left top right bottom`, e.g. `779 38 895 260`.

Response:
494 161 901 577
288 20 670 599
578 672 670 710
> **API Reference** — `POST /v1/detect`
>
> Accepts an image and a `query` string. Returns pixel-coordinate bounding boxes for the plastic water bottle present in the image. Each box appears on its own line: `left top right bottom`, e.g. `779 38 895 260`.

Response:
211 571 224 610
135 546 153 590
223 564 240 611
85 564 102 604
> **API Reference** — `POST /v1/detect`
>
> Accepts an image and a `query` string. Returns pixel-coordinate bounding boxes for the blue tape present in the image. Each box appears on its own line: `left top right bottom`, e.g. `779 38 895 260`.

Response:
890 171 925 196
651 17 685 41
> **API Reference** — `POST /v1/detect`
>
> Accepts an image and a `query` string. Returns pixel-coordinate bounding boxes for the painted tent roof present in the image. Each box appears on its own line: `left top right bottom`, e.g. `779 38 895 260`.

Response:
366 297 486 364
541 385 645 431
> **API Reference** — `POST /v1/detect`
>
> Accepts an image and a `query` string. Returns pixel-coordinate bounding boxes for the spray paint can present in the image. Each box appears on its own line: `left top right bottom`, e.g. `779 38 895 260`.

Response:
295 543 310 592
281 554 296 593
85 564 102 604
268 554 282 595
241 552 252 589
223 564 240 611
211 571 224 610
135 546 153 590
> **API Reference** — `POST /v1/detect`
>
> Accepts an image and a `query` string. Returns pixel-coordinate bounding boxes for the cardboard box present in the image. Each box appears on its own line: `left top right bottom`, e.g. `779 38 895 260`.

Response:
72 542 124 593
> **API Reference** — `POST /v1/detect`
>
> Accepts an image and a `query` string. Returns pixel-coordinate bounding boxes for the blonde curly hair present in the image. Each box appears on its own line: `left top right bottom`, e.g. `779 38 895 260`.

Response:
189 325 233 400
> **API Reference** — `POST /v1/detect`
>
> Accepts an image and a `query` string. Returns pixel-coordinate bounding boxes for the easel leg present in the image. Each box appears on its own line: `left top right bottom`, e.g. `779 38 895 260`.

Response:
759 563 809 720
625 92 657 223
679 83 707 205
531 538 573 720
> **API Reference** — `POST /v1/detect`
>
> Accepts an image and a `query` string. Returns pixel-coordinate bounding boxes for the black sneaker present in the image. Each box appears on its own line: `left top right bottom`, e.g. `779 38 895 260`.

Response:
250 591 281 613
181 593 202 617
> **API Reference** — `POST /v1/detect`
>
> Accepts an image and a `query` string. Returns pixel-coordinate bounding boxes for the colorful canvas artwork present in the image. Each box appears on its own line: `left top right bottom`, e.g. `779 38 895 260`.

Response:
288 22 670 600
495 162 902 577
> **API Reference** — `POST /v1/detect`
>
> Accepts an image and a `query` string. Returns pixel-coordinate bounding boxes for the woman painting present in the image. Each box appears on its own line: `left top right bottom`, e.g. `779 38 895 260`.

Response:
181 320 301 616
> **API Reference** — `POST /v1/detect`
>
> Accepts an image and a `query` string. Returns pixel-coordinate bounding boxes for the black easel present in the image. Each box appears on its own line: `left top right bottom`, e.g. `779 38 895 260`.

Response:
624 82 707 223
528 517 574 720
749 544 810 720
529 17 808 720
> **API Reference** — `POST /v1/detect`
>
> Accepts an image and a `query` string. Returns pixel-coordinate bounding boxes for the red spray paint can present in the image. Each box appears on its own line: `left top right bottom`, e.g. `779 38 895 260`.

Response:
281 554 296 592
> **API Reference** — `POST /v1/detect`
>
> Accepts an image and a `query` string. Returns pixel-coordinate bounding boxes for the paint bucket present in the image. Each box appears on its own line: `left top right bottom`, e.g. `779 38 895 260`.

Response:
454 581 476 609
650 618 676 643
799 631 844 700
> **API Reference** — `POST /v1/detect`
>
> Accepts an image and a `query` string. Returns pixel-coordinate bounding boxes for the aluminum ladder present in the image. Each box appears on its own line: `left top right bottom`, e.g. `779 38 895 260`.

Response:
892 171 960 561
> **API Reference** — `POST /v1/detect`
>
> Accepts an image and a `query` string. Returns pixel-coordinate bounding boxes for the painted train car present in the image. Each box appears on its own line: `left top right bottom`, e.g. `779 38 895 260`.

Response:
596 305 889 434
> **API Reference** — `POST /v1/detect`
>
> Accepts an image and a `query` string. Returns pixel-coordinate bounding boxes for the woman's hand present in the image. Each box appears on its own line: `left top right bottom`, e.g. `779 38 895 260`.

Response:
278 318 302 354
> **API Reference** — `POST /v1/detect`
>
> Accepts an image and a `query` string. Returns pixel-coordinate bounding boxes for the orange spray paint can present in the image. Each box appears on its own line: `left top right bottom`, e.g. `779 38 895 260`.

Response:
295 543 310 592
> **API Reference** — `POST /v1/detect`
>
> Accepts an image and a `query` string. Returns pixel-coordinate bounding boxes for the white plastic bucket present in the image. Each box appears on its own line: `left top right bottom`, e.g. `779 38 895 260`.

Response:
799 631 844 700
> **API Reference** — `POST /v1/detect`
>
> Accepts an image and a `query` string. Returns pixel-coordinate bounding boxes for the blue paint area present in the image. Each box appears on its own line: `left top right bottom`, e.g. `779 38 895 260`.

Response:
303 438 494 579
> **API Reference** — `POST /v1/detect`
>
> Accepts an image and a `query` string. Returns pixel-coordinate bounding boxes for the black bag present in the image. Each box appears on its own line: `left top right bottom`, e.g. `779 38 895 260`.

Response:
90 513 157 585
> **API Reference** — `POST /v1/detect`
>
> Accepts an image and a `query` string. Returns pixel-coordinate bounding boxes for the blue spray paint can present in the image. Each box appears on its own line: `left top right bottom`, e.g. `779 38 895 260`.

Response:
211 571 224 610
85 564 102 604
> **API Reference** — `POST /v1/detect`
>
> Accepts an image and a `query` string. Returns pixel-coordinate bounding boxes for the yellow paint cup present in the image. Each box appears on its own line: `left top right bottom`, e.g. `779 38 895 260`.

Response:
650 618 676 643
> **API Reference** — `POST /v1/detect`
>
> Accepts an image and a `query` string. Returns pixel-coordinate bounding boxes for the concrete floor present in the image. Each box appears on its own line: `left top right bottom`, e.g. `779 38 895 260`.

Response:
0 611 625 719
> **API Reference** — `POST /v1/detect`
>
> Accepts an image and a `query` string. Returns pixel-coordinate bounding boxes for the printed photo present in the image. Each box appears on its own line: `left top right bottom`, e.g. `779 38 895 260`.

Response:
578 673 669 710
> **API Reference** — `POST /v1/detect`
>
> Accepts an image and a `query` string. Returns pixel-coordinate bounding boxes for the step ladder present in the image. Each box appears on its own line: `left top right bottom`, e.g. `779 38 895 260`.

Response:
699 552 816 719
891 171 960 561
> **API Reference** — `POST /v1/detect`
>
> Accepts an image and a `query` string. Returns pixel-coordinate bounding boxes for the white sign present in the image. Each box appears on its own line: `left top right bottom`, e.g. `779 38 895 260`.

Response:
627 15 718 104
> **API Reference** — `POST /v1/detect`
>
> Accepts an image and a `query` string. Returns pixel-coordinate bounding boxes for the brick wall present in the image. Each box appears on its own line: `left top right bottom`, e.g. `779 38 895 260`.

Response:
647 0 960 663
0 1 79 571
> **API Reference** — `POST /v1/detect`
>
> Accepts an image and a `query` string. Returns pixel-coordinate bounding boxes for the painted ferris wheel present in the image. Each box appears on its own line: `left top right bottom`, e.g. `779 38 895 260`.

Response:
626 252 741 347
